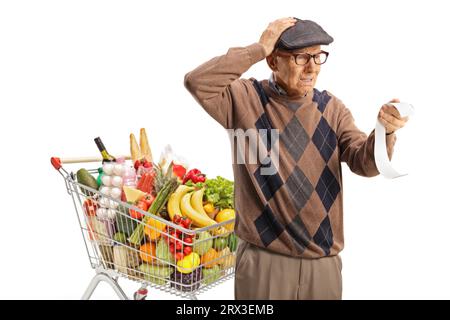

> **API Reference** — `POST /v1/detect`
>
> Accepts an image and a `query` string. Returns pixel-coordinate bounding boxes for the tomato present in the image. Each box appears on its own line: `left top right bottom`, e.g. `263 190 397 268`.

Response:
142 194 155 207
175 252 185 261
183 246 192 255
181 218 192 229
83 199 98 216
173 215 182 224
129 200 148 220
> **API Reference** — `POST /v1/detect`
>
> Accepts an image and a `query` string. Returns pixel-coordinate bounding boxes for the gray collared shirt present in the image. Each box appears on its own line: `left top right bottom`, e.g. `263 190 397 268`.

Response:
268 73 307 98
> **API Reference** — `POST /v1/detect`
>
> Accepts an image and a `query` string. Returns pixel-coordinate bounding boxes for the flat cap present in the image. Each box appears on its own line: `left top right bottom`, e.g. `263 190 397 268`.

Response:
276 18 334 51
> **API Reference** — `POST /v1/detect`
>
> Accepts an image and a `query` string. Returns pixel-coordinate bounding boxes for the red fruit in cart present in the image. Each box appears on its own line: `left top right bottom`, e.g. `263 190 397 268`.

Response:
129 200 148 220
175 252 185 261
134 160 141 171
184 237 193 244
143 161 152 169
183 246 192 255
169 243 175 254
175 241 183 251
83 199 98 216
173 215 182 224
182 218 192 229
142 194 155 207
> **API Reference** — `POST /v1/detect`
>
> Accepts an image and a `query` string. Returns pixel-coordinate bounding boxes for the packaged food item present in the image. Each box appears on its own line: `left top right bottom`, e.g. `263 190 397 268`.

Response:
98 244 114 269
122 165 137 188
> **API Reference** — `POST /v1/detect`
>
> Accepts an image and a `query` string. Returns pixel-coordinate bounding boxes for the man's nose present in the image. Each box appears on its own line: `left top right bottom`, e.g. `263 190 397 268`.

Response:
305 57 317 71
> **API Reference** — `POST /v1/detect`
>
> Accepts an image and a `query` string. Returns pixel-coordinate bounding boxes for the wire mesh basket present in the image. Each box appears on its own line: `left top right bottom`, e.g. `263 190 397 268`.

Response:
51 157 236 300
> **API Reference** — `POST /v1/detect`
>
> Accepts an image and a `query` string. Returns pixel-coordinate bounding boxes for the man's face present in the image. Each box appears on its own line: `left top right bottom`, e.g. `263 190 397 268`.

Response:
267 45 322 98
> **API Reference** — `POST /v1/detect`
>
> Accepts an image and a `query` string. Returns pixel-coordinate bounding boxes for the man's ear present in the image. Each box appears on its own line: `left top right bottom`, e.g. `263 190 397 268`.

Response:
266 53 278 72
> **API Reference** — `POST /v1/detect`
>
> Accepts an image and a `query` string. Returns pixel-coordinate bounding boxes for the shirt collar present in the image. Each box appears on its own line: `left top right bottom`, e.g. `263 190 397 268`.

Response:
269 73 287 96
268 73 307 98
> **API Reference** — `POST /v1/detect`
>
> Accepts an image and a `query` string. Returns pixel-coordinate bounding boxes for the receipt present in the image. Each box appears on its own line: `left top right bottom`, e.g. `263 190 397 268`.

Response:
374 102 415 179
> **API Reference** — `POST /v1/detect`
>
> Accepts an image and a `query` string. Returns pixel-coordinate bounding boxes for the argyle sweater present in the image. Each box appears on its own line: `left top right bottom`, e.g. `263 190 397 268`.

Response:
184 43 397 258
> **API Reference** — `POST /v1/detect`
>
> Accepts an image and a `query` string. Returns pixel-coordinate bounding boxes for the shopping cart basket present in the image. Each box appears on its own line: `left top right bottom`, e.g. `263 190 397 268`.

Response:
51 156 236 300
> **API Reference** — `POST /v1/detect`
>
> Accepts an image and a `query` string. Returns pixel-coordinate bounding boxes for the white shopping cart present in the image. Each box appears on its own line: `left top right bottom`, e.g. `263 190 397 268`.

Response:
51 156 236 300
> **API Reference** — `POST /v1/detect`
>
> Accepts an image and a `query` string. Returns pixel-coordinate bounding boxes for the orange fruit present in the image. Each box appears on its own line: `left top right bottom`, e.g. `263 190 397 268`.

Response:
139 242 156 263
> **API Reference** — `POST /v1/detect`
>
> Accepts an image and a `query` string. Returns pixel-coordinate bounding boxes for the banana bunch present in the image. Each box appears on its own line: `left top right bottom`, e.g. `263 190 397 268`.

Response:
167 186 227 236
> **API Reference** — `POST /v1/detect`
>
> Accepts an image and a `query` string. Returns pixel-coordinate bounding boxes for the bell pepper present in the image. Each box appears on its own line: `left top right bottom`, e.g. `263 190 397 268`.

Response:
172 163 187 179
182 168 206 184
176 252 200 274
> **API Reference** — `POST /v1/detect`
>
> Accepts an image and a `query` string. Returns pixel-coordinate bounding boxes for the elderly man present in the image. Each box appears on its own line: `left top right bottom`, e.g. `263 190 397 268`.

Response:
184 17 408 300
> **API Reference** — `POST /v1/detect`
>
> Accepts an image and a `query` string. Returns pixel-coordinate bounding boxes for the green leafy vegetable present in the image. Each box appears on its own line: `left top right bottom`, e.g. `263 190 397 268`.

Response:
204 176 234 210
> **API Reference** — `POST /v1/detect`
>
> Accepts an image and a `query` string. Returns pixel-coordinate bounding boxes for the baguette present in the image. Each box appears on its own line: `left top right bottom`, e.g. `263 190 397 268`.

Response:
130 133 141 162
139 128 153 162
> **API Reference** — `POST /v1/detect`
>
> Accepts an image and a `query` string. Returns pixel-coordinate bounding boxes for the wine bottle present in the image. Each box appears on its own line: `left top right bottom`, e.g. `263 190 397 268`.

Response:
94 137 116 163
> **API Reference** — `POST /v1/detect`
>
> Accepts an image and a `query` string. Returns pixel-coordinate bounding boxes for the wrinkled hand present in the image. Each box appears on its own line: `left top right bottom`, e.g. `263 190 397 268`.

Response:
378 98 409 134
259 17 297 57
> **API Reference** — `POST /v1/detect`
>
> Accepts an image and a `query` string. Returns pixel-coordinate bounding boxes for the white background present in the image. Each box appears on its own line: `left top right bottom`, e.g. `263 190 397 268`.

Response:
1 0 449 299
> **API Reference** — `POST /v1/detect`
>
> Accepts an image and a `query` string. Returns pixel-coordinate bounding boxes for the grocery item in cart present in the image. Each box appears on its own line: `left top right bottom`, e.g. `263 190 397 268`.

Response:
97 160 130 235
77 169 98 196
122 166 137 188
139 264 173 285
52 133 239 299
115 207 138 237
202 265 223 285
128 166 179 246
170 268 202 292
94 137 116 163
217 247 236 269
130 128 154 175
98 244 115 269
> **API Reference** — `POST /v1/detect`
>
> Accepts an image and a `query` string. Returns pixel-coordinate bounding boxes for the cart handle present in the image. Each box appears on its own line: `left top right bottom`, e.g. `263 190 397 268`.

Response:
51 156 131 170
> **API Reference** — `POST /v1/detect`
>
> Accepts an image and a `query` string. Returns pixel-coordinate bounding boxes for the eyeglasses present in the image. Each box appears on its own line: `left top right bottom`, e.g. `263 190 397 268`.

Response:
276 50 329 66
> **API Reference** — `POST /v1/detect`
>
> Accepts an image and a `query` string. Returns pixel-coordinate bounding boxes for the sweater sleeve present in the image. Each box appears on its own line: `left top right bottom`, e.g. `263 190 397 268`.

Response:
184 43 266 128
337 103 397 177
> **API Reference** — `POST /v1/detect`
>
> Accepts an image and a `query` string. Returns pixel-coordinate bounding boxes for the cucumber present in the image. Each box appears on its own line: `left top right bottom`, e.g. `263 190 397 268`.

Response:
139 264 173 277
76 168 99 196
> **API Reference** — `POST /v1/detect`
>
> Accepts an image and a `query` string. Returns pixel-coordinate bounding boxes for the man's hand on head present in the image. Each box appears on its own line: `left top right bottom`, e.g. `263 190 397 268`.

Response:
259 17 297 57
378 98 409 135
